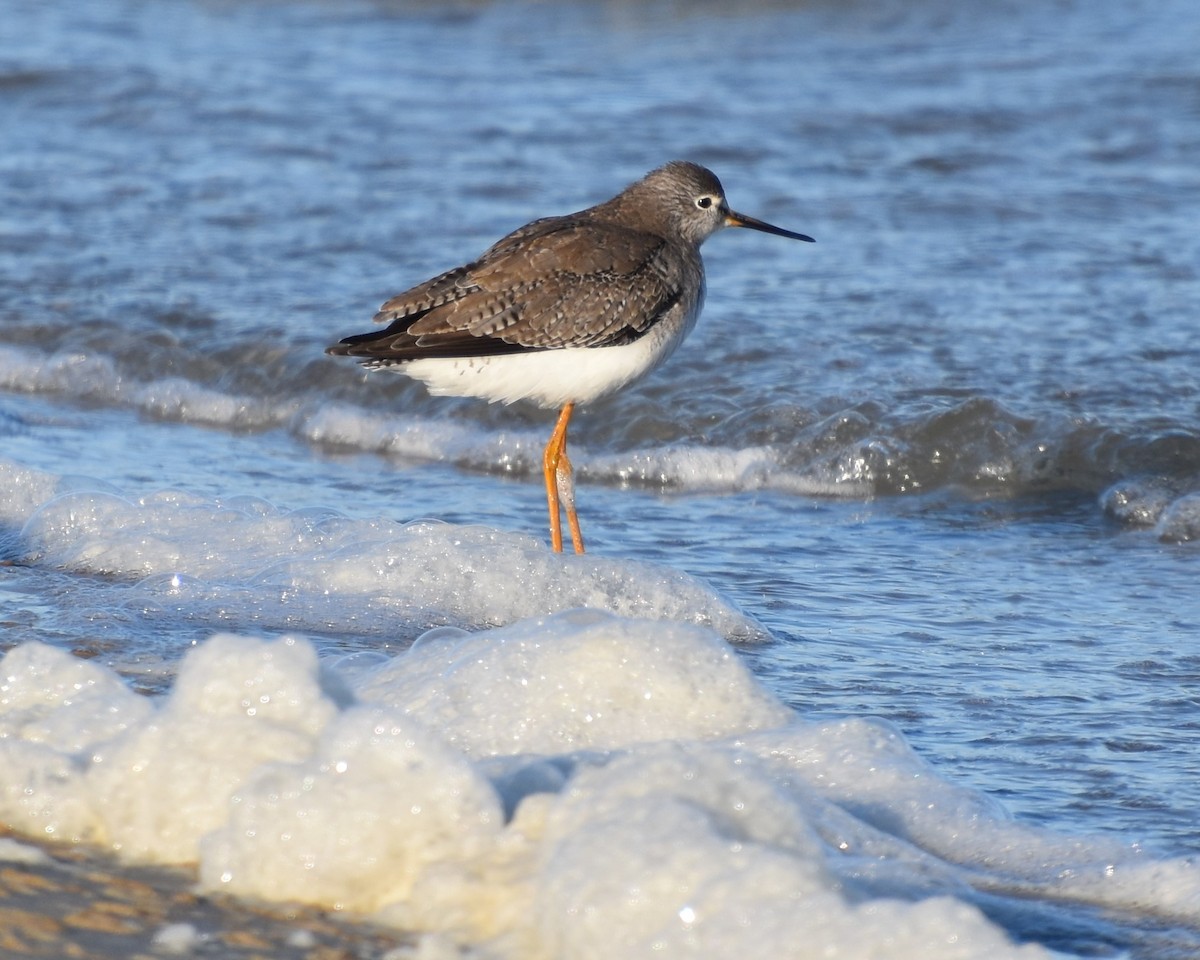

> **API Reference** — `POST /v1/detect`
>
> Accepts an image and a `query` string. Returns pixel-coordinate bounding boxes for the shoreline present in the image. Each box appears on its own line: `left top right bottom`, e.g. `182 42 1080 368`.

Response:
0 828 416 959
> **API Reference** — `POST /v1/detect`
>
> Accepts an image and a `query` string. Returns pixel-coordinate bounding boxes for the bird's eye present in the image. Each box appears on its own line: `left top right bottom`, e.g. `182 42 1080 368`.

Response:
696 196 714 209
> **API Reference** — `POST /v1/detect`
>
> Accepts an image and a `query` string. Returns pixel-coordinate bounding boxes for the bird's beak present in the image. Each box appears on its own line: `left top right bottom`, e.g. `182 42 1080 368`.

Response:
724 208 814 243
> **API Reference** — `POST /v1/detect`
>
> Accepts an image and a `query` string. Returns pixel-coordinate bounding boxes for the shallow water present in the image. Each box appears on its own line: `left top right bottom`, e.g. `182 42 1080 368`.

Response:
2 0 1200 957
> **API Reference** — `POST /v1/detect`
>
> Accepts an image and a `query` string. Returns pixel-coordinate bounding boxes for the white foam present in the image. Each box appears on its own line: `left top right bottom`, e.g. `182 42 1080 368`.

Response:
531 744 1047 960
1100 479 1200 544
200 702 507 935
299 400 869 497
355 610 792 757
133 376 287 429
2 620 1195 958
740 721 1200 922
587 444 779 492
0 346 288 429
1156 492 1200 543
0 640 153 755
298 401 510 464
0 459 61 523
0 346 124 401
0 635 343 855
0 641 154 842
1 457 764 641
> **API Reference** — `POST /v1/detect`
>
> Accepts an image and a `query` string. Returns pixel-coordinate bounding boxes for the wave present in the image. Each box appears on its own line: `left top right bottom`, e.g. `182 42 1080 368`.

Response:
3 344 1199 538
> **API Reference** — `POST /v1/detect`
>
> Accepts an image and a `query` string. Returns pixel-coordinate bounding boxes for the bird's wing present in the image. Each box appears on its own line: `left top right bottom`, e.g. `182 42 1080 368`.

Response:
330 218 684 362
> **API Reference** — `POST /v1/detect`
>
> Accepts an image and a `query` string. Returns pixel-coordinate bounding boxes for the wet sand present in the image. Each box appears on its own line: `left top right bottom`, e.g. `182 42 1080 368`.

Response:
0 828 416 960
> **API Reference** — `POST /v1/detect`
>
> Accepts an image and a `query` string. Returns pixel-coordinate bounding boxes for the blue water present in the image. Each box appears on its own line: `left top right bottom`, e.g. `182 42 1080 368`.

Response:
2 0 1200 955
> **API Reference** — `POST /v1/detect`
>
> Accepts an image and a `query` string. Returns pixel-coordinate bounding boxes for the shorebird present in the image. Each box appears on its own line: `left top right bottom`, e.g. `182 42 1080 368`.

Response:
328 161 813 553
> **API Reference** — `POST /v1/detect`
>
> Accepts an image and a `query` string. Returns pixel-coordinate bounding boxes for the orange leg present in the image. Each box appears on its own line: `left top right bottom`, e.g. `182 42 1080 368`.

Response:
557 446 585 554
542 402 585 554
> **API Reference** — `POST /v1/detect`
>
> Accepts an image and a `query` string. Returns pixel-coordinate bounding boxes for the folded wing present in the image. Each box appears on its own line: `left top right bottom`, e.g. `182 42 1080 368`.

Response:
328 217 683 364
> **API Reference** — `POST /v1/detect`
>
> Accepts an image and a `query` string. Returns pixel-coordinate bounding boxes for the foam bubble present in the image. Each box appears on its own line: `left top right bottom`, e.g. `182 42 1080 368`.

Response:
534 745 1045 959
355 609 792 757
199 703 506 932
1101 479 1200 543
1 623 1197 957
90 635 347 861
3 457 764 642
1156 492 1200 543
0 634 345 857
1100 477 1179 526
0 640 153 754
0 459 62 527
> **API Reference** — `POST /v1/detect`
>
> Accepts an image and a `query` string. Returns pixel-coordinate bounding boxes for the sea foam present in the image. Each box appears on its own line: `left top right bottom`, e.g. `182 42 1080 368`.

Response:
0 457 765 642
2 617 1197 958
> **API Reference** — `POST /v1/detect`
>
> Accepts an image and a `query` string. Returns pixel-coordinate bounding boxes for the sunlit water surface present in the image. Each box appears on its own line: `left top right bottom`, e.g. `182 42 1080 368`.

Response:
2 1 1199 957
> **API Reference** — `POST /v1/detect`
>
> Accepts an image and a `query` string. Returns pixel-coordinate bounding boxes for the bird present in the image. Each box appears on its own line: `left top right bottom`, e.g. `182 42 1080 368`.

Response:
327 160 813 554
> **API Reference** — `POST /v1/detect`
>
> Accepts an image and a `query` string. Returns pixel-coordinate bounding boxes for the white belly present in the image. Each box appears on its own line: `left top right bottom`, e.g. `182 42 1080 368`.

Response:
396 296 702 408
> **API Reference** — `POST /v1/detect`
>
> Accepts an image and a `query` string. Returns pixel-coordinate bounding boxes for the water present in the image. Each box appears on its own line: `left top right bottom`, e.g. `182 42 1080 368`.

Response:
2 0 1200 956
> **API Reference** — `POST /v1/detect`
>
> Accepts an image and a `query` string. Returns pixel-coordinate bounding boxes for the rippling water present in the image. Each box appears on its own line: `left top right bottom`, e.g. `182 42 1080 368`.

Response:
2 0 1200 956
